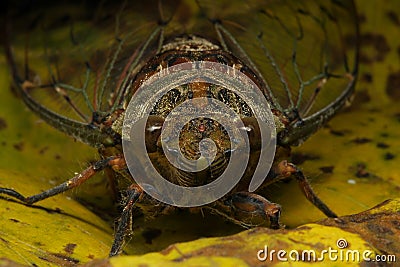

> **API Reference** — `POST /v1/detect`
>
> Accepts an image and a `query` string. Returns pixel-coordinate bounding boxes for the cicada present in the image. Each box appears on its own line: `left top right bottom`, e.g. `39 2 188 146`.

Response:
1 0 358 257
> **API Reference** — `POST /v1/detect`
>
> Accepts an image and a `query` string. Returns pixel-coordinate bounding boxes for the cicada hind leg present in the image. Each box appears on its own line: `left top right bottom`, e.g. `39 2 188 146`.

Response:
206 160 337 230
278 160 337 218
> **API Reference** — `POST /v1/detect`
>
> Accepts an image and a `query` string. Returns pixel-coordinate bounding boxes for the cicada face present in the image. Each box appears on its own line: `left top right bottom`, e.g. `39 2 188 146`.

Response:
3 0 359 256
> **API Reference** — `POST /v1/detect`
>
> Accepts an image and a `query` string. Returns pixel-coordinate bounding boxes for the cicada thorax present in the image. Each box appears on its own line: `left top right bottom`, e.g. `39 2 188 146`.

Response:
113 35 278 189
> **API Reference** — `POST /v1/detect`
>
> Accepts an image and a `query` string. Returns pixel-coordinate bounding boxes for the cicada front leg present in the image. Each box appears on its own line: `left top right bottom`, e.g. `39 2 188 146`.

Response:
109 184 144 257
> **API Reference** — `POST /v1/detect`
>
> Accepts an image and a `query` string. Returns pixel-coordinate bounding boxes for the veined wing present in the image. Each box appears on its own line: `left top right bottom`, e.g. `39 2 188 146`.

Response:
4 0 358 147
195 0 359 145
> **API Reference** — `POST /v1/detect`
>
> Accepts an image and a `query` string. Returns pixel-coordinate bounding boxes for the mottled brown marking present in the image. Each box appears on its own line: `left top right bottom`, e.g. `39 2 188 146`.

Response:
319 166 334 174
64 243 77 254
358 33 390 63
0 118 7 130
376 142 389 149
392 220 400 230
386 71 400 100
355 163 370 178
351 137 372 144
367 222 393 235
387 11 400 25
380 132 389 138
329 129 348 137
361 73 373 83
39 146 49 155
384 152 395 160
13 142 24 151
349 90 371 109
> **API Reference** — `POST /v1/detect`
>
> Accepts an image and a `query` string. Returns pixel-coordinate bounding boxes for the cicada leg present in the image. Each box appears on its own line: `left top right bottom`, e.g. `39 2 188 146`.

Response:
109 184 144 257
0 156 125 204
276 160 338 218
208 192 282 229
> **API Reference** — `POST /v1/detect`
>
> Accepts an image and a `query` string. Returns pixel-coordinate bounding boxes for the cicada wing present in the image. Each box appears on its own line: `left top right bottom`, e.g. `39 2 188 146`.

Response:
5 1 181 147
196 0 359 145
6 0 358 147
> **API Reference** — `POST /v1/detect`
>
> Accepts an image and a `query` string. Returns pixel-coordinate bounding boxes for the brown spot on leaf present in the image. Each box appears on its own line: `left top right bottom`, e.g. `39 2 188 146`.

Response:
386 71 400 100
13 142 24 151
356 90 371 102
387 11 400 25
64 243 77 254
384 152 395 160
39 146 49 155
351 137 372 144
358 33 390 63
329 129 349 137
319 166 334 174
350 89 371 109
376 142 390 149
355 163 370 178
142 227 162 245
0 118 7 130
361 73 373 83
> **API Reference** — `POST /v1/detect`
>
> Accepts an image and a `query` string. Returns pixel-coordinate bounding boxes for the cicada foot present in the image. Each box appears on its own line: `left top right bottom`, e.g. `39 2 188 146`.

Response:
109 184 144 257
276 160 338 218
210 192 283 229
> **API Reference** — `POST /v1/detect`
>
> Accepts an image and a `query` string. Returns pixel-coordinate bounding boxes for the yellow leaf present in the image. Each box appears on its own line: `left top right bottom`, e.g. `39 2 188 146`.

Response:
1 0 399 266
